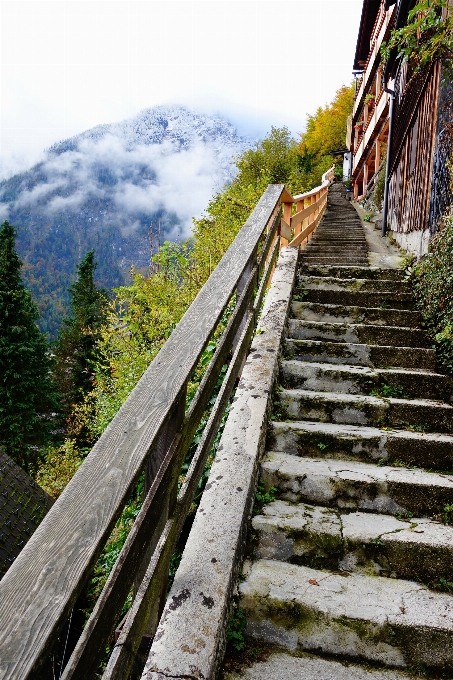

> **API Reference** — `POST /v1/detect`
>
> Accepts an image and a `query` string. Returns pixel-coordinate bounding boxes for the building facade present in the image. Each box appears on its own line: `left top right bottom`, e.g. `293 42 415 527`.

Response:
351 0 453 256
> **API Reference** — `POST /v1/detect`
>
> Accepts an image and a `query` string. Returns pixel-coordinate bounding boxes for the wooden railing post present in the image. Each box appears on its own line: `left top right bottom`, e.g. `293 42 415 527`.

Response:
281 201 292 246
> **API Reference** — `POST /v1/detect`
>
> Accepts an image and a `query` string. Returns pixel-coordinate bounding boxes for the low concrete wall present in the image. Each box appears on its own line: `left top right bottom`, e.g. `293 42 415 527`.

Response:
390 228 430 258
142 246 299 680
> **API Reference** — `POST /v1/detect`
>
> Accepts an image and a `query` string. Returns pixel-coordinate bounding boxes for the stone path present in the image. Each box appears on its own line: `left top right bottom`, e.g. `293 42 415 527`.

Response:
233 184 453 676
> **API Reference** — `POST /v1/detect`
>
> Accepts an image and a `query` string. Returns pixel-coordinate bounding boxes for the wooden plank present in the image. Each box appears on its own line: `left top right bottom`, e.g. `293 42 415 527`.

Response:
290 193 324 229
103 313 256 680
288 202 326 248
0 182 287 680
280 187 294 203
280 218 291 242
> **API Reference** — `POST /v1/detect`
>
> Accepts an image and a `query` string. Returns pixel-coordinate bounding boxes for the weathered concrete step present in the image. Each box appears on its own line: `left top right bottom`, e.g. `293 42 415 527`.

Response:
307 243 368 252
269 420 453 470
315 230 365 235
301 258 371 267
298 276 410 294
279 388 453 433
240 559 453 670
261 451 453 517
224 651 413 680
252 499 453 581
301 288 412 309
306 240 368 246
315 232 364 236
304 248 369 256
288 320 428 348
301 265 404 280
281 360 452 402
291 301 420 327
285 338 437 371
318 220 363 225
309 234 366 239
301 258 370 266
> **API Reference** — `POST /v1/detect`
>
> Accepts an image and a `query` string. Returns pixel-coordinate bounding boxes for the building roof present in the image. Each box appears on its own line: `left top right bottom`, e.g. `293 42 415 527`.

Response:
0 451 53 579
353 0 384 70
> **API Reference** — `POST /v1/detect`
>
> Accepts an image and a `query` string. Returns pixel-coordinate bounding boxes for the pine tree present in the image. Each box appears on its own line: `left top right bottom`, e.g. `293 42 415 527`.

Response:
0 221 55 470
54 250 108 424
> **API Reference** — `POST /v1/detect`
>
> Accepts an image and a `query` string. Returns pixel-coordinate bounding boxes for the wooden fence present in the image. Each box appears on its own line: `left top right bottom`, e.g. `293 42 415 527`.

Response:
0 168 334 680
281 167 335 248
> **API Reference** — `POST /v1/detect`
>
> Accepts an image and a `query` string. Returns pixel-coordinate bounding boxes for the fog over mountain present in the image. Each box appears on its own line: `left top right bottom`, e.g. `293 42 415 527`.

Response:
0 105 251 337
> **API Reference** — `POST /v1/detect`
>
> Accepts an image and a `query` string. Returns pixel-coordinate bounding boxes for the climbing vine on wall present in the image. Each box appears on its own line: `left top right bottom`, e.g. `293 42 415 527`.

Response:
381 0 453 78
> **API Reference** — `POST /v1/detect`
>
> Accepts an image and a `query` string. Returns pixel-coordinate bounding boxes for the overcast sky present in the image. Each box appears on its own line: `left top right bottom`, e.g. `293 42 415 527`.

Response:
1 0 362 180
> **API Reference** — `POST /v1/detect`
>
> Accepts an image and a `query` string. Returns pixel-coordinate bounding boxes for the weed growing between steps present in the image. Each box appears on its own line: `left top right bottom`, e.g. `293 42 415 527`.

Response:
253 481 277 514
410 215 453 375
369 383 409 399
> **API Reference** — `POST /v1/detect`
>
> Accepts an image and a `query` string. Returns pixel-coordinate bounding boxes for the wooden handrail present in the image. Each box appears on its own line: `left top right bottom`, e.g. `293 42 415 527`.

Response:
282 165 335 248
0 167 335 679
0 184 288 680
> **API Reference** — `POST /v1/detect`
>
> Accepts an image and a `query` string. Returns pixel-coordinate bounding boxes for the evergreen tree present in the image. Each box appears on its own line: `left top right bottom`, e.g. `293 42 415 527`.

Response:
0 221 55 470
54 250 108 426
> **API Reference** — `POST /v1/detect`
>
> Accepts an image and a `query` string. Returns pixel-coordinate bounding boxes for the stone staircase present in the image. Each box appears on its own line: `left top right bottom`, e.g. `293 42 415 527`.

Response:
233 185 453 677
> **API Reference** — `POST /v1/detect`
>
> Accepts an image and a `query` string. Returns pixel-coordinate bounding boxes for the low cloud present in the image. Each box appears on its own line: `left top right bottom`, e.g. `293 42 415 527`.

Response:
0 106 249 245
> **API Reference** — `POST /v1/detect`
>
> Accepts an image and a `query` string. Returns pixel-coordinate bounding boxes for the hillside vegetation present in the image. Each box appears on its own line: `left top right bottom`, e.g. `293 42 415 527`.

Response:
33 85 355 492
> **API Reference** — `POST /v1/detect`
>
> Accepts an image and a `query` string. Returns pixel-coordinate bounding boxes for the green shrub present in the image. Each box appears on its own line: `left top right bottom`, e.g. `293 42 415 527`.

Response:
411 215 453 373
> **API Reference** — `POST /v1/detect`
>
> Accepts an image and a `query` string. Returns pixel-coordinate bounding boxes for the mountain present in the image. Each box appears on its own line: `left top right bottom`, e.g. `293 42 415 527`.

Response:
0 106 251 337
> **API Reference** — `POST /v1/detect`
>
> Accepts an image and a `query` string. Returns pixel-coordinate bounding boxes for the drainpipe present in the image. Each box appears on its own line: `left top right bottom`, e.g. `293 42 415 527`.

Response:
381 0 410 237
381 84 395 237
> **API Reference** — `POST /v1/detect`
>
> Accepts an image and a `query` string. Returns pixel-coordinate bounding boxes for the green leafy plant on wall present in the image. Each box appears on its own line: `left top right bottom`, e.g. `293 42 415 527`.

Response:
381 0 453 79
411 215 453 374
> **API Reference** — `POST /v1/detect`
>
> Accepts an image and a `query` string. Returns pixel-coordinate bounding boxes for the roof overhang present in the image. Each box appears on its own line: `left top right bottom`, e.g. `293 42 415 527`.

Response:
353 0 386 70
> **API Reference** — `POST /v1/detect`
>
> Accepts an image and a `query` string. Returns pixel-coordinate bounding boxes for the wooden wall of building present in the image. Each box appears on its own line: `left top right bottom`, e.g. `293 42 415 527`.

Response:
388 62 441 239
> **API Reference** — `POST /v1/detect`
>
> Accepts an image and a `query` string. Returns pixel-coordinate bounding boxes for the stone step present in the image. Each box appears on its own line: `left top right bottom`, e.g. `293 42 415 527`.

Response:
301 266 403 280
310 241 366 246
240 559 453 670
222 652 413 680
279 388 453 433
305 250 369 257
288 320 428 348
268 420 453 470
224 652 412 680
315 229 365 234
307 242 368 247
301 259 371 267
310 234 366 239
300 257 370 262
301 288 412 309
285 339 437 370
261 451 453 516
298 276 410 294
281 360 452 402
252 499 453 581
291 302 420 327
304 248 369 256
